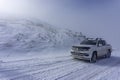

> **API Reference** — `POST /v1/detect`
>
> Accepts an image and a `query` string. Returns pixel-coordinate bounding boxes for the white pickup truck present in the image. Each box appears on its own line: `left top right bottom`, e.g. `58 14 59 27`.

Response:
71 38 112 62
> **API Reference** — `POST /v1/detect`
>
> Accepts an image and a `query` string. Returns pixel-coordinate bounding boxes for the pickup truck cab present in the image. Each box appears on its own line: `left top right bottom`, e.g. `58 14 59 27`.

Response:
71 38 112 62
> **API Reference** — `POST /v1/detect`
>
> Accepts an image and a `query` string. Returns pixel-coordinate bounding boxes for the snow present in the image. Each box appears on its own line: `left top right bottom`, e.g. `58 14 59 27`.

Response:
0 50 119 80
0 18 85 53
0 18 119 80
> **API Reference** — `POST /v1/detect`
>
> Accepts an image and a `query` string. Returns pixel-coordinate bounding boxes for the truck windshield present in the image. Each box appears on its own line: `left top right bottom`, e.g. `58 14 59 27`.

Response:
80 40 97 45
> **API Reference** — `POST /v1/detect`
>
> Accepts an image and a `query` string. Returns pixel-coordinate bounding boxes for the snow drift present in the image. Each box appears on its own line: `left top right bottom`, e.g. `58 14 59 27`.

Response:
0 18 85 52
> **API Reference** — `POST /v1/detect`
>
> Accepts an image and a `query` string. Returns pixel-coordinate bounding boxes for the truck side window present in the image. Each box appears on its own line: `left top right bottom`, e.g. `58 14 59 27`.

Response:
101 40 106 46
98 40 103 47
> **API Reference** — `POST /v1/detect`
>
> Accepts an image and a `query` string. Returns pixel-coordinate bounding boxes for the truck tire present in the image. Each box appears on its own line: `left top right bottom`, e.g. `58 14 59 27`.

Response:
90 52 97 63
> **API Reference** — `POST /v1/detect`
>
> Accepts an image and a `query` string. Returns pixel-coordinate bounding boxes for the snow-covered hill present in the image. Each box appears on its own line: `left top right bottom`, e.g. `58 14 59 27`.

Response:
0 18 119 80
0 18 85 52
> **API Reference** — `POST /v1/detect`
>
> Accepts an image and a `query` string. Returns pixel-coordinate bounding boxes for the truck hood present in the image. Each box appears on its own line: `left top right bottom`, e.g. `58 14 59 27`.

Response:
72 45 94 48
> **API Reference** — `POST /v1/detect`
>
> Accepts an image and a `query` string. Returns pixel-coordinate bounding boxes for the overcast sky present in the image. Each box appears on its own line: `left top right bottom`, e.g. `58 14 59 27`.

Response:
0 0 120 49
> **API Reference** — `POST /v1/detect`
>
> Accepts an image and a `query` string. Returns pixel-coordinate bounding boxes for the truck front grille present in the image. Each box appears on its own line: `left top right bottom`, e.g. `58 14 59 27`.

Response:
71 52 89 56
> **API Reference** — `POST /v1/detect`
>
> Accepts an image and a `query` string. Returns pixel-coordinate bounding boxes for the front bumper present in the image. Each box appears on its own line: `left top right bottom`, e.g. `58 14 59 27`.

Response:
71 51 91 60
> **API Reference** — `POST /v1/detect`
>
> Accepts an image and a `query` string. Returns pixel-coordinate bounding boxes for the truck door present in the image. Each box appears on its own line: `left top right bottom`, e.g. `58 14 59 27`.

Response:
97 40 105 56
101 40 108 54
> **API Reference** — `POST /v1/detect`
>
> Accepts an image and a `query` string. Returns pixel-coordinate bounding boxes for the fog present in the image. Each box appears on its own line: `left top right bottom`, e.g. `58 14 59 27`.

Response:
0 0 120 49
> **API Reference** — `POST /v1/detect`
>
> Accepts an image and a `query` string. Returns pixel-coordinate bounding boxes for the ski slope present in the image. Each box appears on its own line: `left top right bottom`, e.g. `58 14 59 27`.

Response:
0 50 119 80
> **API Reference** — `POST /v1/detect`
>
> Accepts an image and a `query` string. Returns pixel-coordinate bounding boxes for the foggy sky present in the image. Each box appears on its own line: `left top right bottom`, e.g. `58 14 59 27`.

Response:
0 0 120 49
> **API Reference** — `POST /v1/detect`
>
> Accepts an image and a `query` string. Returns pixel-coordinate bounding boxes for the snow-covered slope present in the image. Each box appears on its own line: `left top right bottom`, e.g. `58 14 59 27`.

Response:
0 18 119 80
0 18 85 52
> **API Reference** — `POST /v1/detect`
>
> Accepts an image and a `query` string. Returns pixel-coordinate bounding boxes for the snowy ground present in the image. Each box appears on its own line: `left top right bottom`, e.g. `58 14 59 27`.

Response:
0 18 118 80
0 50 119 80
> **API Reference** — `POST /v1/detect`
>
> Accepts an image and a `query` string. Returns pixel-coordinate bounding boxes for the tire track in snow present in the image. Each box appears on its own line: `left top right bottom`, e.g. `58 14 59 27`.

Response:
55 61 94 80
56 57 120 80
1 55 70 68
11 59 78 80
0 56 77 80
1 55 120 80
21 59 89 80
88 60 120 80
74 57 120 80
0 55 71 73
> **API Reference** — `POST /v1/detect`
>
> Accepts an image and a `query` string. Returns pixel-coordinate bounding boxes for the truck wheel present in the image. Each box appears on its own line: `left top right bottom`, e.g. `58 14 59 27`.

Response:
105 50 111 58
90 53 97 63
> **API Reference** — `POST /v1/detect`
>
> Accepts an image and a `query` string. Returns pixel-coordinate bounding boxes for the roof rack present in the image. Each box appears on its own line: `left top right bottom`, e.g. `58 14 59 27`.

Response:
86 38 95 40
86 38 103 40
96 38 103 40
